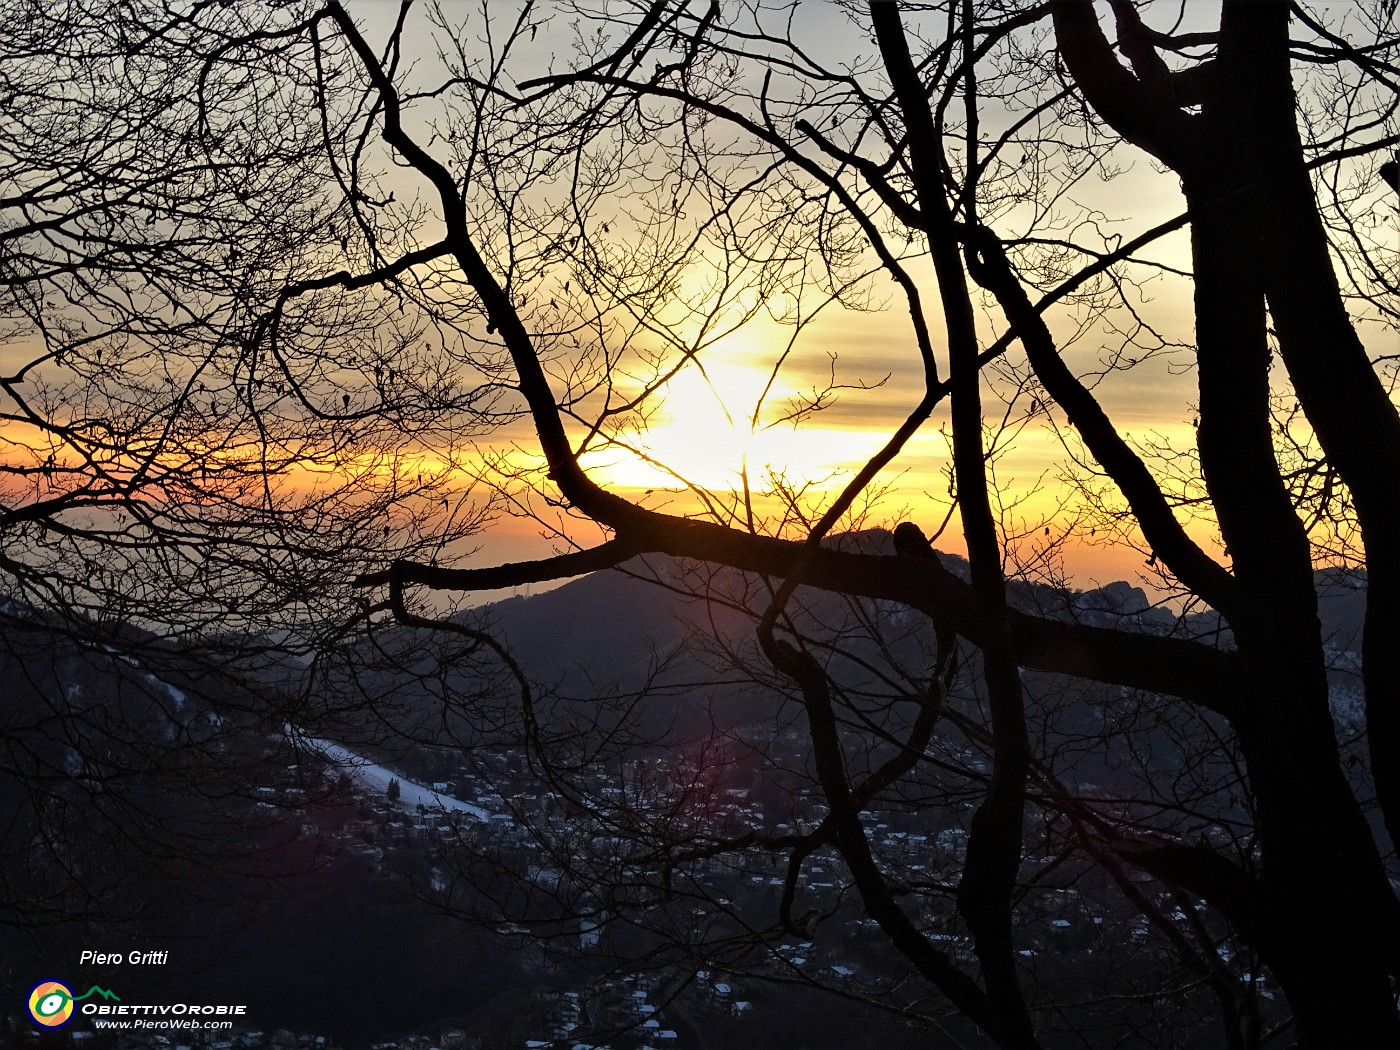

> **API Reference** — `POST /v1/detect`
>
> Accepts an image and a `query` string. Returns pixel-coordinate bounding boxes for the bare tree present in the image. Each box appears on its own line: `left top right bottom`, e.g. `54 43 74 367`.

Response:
0 0 490 642
6 1 1400 1047
335 2 1400 1045
0 0 491 939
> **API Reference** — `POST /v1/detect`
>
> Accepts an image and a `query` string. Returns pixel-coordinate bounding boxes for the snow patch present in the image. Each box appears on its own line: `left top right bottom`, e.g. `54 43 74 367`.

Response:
144 673 187 712
292 733 494 822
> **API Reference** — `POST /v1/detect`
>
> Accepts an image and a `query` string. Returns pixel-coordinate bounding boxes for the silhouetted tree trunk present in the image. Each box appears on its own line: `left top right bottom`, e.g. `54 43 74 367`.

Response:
1055 2 1400 1044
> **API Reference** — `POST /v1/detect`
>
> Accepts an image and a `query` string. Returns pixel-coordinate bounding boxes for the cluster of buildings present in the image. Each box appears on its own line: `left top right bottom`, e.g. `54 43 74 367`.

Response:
193 727 1232 1049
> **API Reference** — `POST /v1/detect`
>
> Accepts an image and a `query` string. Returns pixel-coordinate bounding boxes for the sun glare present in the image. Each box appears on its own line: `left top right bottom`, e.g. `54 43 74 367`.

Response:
584 356 893 494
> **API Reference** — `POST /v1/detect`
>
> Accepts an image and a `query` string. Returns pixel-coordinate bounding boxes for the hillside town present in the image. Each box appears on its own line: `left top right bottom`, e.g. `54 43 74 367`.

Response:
53 720 1257 1050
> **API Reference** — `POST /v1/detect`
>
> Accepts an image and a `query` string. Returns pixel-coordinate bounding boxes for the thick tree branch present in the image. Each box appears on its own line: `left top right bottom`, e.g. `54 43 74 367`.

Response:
1050 0 1198 168
869 6 1035 1043
357 530 1245 719
963 228 1238 616
766 637 1010 1041
353 537 645 590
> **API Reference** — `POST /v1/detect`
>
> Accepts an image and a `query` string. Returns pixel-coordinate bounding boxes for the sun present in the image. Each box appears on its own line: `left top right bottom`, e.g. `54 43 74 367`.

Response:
583 354 890 494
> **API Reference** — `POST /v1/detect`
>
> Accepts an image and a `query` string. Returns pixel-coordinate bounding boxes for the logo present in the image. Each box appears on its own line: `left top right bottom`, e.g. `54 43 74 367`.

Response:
27 981 120 1028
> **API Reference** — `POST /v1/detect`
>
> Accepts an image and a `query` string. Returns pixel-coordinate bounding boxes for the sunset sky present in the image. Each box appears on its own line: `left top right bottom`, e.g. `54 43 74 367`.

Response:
478 176 1210 592
7 1 1390 604
342 0 1381 600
